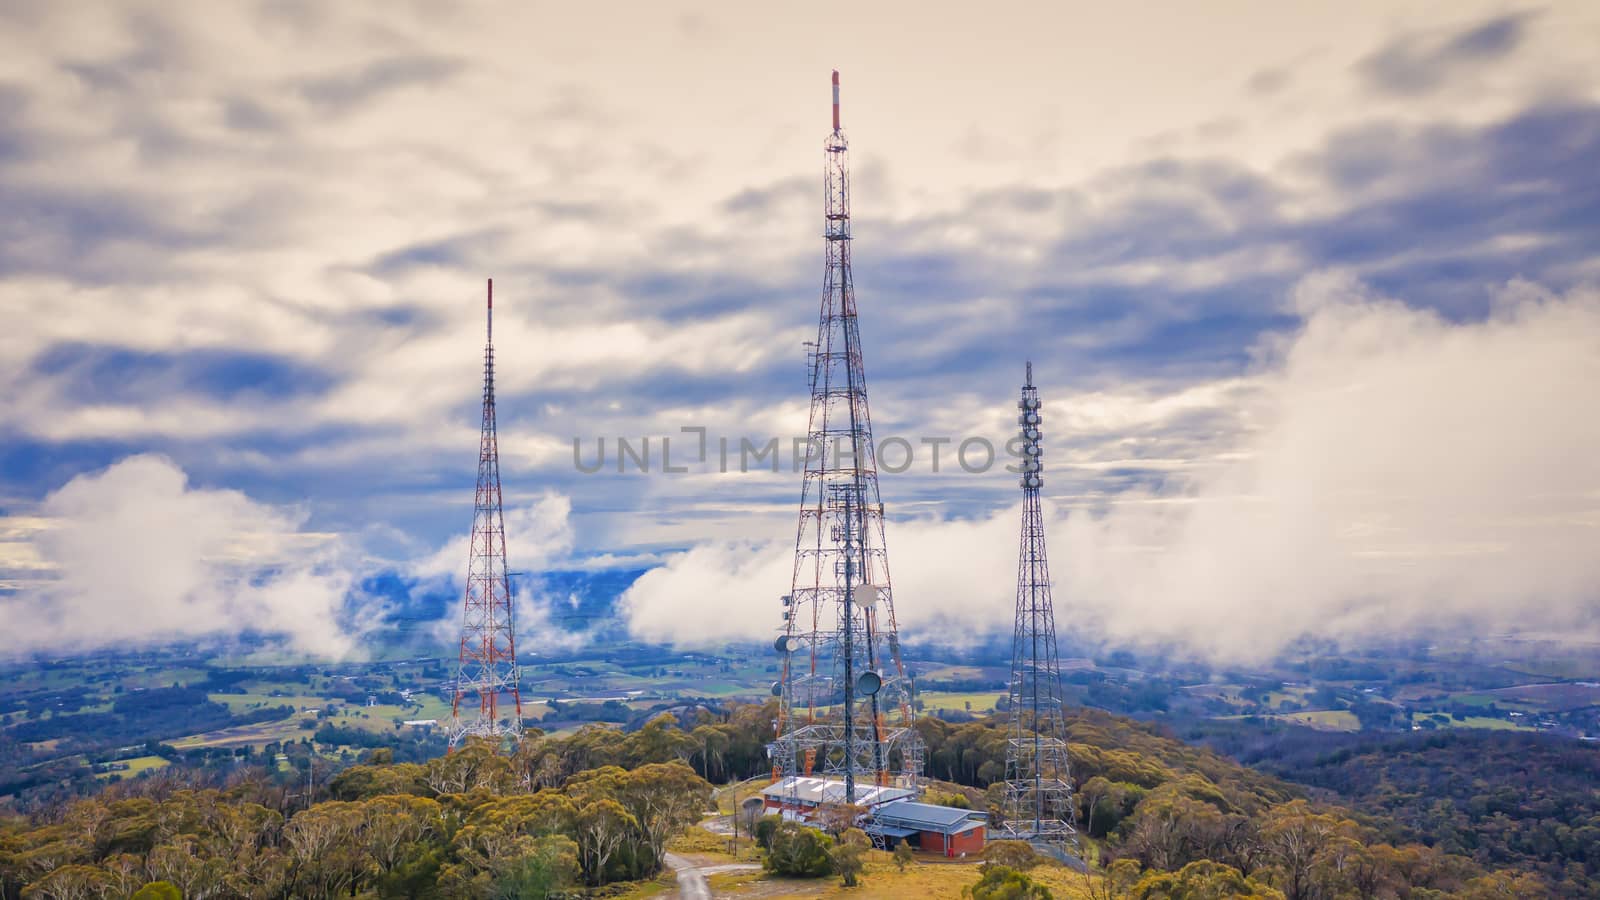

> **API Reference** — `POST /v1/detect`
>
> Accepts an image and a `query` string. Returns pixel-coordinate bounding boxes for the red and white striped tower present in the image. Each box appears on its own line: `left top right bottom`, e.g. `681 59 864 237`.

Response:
449 278 524 747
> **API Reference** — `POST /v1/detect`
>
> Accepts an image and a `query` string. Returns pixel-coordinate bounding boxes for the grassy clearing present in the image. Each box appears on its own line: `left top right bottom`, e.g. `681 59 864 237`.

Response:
96 755 170 780
914 665 994 682
1428 715 1537 732
208 692 329 713
612 875 675 898
708 854 1097 899
127 667 211 689
1489 682 1600 711
1271 709 1361 731
171 718 309 750
667 826 744 860
918 691 1004 713
706 870 767 893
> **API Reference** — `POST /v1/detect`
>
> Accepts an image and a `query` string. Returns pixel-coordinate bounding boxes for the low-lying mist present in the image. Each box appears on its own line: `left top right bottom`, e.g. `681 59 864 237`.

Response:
621 276 1600 663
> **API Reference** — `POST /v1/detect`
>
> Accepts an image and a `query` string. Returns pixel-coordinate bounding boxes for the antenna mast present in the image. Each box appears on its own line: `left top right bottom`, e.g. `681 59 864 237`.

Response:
769 72 922 806
449 278 524 747
998 362 1078 852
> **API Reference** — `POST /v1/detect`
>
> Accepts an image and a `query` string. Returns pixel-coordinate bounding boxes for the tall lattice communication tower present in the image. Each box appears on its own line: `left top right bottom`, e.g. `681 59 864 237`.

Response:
769 71 923 804
998 362 1078 849
449 278 524 747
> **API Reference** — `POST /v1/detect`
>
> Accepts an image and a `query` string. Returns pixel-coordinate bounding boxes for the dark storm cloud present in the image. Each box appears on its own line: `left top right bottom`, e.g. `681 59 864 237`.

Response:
840 101 1599 392
1294 104 1600 308
1358 11 1538 97
721 176 811 216
0 183 205 279
58 12 189 94
0 83 34 163
1245 66 1292 96
223 95 284 132
30 344 333 405
367 230 500 275
297 54 465 112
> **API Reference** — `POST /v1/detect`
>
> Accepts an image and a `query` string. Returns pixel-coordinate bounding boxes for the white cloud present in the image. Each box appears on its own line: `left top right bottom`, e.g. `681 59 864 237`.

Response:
620 539 792 646
410 491 591 653
411 491 576 581
619 278 1600 661
0 454 359 657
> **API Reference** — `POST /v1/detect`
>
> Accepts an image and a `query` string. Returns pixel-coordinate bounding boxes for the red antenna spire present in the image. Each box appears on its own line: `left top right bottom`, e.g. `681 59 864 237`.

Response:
832 69 841 133
449 277 523 747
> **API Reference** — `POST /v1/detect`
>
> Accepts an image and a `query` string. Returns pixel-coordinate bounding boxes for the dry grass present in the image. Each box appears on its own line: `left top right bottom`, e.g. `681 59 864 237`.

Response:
611 875 675 899
668 825 741 860
703 852 1099 899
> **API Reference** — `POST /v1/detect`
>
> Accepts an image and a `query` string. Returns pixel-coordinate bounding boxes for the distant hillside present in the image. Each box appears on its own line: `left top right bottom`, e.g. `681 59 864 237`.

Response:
0 703 1561 898
1236 728 1600 894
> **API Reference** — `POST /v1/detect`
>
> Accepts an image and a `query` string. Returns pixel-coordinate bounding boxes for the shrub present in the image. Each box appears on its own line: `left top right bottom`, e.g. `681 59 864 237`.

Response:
894 840 915 872
830 828 869 887
754 815 782 851
763 822 834 878
963 864 1053 900
982 840 1041 870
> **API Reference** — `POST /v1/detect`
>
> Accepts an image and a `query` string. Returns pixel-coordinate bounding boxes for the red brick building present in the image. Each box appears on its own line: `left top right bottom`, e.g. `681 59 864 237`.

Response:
864 800 988 858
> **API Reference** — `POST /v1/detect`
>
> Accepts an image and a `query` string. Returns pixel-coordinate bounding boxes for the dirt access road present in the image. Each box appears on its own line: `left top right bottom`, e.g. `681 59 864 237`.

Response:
663 852 762 900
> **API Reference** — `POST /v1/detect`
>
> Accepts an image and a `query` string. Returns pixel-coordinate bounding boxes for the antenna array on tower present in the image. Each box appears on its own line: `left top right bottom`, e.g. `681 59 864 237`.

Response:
767 72 924 806
998 362 1078 851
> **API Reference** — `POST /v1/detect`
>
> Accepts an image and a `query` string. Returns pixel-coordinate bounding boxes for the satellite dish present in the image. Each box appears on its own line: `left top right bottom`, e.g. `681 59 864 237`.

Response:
771 681 784 696
774 635 800 654
856 671 882 696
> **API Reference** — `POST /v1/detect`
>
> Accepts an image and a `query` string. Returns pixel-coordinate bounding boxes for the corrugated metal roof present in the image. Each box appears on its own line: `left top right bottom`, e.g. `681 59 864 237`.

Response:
871 800 987 834
759 777 916 807
863 823 919 838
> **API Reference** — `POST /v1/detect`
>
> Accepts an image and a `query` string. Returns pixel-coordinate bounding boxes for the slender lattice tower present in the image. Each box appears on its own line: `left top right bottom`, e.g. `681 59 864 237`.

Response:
449 278 524 747
999 362 1077 849
769 71 923 805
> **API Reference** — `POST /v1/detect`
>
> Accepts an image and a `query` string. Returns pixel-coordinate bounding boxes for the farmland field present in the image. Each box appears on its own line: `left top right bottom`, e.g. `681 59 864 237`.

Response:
1270 709 1361 731
919 691 1004 713
96 755 170 780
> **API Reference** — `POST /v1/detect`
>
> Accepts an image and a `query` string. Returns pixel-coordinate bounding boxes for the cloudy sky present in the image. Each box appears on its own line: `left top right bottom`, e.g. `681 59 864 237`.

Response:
1 1 1597 661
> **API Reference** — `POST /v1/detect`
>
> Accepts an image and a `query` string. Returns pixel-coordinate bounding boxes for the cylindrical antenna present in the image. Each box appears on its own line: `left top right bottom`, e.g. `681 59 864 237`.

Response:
487 278 493 343
1026 360 1033 387
832 70 840 133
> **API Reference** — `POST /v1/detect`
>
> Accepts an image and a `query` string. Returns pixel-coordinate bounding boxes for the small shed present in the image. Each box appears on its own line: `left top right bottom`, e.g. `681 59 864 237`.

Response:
866 800 987 857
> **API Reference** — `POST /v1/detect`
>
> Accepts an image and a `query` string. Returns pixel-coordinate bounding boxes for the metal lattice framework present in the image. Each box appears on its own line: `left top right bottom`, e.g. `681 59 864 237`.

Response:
998 362 1078 849
450 278 524 747
769 71 922 805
